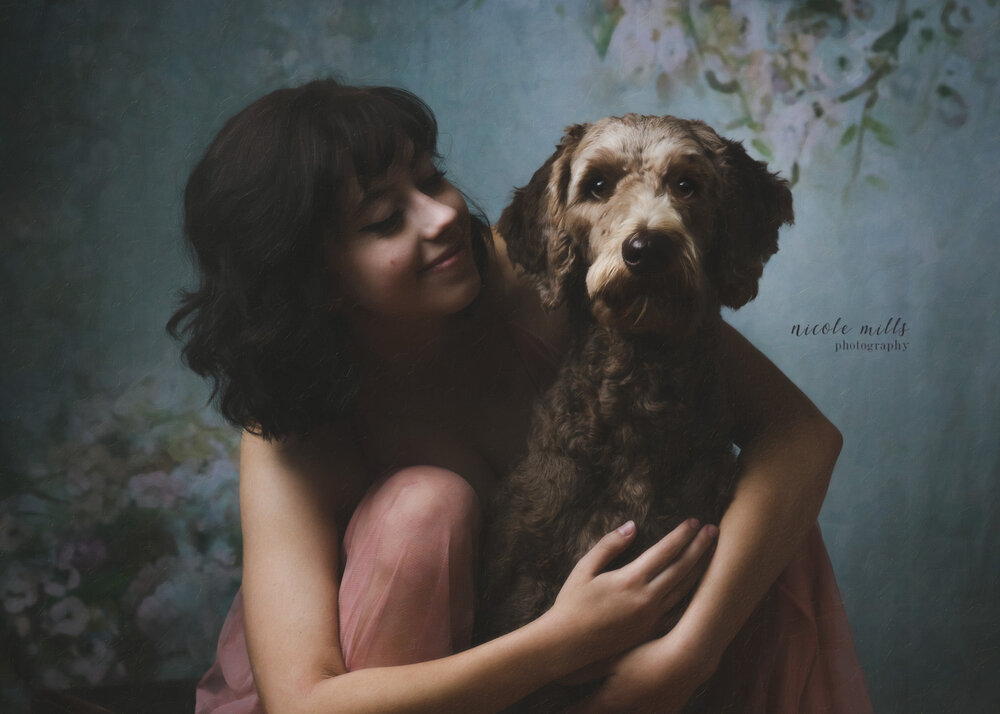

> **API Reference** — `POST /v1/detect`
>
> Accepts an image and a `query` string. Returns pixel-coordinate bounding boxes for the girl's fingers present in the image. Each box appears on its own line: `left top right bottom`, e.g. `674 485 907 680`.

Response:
658 541 712 611
626 518 702 582
649 524 717 597
573 520 639 578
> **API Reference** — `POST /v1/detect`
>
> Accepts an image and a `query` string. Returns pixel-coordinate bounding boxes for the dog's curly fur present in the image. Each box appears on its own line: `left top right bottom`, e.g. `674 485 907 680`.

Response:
476 115 793 710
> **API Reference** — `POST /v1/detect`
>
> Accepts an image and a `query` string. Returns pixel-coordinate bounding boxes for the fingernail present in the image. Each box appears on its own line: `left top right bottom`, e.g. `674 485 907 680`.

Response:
687 518 701 530
704 525 718 538
617 520 635 537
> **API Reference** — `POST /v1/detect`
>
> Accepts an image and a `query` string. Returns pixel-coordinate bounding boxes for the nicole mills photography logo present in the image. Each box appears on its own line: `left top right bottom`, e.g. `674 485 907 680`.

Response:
790 317 909 354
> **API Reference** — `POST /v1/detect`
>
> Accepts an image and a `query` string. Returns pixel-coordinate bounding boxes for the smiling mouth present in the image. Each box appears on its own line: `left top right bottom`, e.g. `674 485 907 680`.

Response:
421 243 467 272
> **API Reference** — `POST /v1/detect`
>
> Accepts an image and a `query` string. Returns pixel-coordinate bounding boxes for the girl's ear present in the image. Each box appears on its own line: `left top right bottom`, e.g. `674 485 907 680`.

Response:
498 124 586 310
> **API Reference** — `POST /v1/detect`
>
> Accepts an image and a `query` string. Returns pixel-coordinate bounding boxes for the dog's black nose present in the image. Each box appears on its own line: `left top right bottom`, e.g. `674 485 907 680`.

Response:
622 231 674 274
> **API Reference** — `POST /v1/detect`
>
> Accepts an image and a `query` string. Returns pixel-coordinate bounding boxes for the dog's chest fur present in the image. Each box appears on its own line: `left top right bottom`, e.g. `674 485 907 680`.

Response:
478 315 738 640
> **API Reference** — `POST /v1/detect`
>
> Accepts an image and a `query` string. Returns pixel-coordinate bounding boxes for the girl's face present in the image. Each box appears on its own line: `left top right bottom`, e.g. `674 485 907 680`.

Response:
330 154 482 323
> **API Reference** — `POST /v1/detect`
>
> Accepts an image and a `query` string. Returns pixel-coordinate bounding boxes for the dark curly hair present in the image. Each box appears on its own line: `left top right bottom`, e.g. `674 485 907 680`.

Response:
168 79 493 440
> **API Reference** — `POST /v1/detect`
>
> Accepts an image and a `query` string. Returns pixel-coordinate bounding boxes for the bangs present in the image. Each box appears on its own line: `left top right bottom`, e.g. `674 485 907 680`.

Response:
336 87 439 191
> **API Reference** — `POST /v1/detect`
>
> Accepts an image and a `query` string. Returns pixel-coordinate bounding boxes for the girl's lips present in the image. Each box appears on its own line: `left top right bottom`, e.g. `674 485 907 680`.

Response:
421 243 469 272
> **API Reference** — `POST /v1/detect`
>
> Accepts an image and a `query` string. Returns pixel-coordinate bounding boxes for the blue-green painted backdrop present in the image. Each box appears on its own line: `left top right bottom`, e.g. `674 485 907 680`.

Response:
3 1 998 712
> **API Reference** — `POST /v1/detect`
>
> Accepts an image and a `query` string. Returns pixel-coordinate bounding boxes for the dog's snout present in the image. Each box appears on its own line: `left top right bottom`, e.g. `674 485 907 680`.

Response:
622 230 679 274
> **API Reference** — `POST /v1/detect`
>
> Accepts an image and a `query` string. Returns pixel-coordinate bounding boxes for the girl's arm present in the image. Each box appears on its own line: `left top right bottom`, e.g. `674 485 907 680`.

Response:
673 322 841 666
239 429 716 714
568 322 842 713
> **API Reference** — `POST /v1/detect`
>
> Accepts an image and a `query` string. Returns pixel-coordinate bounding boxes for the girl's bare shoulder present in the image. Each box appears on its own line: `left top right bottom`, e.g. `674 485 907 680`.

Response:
240 422 370 527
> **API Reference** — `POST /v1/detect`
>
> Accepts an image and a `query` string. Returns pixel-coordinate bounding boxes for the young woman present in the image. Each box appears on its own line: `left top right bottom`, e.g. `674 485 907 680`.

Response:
170 79 870 713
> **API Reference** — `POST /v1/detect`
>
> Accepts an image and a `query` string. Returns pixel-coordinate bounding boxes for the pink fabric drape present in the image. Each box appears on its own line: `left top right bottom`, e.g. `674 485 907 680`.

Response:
194 467 480 714
696 526 873 713
338 467 479 669
196 494 870 713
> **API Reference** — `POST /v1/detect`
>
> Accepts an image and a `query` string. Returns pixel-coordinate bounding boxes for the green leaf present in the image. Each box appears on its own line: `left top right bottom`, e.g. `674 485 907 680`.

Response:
871 20 910 54
751 139 774 160
705 69 740 94
840 124 858 147
941 1 963 37
785 0 845 23
73 569 134 605
862 115 896 147
936 83 958 99
591 3 626 59
724 116 753 130
936 83 969 127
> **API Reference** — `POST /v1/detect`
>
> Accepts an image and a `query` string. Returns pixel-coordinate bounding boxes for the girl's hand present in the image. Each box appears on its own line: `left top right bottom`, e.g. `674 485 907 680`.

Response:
542 519 717 669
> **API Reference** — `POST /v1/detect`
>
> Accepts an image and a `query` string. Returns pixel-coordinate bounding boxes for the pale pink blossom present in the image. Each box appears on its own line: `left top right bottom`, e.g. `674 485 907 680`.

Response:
57 538 109 571
128 469 186 509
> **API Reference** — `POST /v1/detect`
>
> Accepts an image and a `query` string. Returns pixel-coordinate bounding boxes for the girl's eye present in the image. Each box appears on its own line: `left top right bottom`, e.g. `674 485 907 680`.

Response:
361 210 405 236
418 169 447 195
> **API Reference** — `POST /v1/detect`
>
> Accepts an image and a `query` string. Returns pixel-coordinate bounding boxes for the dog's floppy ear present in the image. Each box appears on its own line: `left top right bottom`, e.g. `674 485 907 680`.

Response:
498 124 586 309
700 126 794 309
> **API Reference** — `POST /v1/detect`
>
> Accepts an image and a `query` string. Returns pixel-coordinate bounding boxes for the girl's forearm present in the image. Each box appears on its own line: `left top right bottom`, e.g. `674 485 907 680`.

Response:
279 611 587 714
665 413 841 673
273 518 715 714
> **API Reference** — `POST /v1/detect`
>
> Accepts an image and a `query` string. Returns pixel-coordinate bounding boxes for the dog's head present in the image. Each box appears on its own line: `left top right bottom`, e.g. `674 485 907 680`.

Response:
498 114 793 339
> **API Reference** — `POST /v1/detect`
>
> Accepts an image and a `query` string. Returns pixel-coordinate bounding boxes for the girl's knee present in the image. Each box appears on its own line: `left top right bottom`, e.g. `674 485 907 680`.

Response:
345 466 481 573
374 466 480 537
340 466 480 668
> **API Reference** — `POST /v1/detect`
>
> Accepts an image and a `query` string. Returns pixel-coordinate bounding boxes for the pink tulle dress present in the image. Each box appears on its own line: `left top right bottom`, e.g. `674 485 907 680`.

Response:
195 323 871 713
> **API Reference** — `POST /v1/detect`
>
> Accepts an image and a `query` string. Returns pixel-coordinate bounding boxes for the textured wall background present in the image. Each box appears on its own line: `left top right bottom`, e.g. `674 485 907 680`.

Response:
2 1 998 711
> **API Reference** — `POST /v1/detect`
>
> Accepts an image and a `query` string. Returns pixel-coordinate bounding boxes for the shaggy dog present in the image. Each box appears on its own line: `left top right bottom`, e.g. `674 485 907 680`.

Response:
476 114 794 710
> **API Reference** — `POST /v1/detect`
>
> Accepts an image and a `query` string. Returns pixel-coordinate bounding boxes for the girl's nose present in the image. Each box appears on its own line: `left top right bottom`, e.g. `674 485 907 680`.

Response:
412 191 458 240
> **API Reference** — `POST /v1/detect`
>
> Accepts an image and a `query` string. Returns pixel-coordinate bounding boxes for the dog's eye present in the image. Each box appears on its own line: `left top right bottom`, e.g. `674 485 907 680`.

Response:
675 177 698 198
583 174 614 201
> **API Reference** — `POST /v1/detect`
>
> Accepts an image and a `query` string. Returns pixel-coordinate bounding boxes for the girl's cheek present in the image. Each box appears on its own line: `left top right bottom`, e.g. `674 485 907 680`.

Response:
382 243 419 275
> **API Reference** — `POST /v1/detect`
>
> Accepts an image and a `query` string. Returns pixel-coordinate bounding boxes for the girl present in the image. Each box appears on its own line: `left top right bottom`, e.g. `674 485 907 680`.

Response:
170 79 870 713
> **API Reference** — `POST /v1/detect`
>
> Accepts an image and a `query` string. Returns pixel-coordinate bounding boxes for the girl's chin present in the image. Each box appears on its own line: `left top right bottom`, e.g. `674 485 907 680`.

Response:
447 274 484 315
358 271 483 323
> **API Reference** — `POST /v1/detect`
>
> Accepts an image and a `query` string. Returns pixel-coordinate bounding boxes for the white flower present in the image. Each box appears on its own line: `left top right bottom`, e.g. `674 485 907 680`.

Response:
2 563 40 614
764 100 820 170
654 22 690 75
605 0 686 84
43 563 81 598
69 637 117 686
47 596 90 637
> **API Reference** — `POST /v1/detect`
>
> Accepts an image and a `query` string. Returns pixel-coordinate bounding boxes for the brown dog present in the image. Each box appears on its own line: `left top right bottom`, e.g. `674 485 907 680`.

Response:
477 114 794 711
